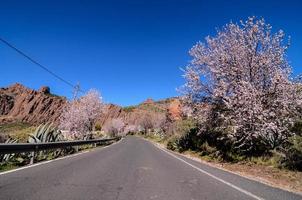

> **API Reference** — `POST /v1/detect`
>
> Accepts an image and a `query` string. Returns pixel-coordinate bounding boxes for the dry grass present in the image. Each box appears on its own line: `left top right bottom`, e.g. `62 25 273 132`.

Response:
0 122 36 142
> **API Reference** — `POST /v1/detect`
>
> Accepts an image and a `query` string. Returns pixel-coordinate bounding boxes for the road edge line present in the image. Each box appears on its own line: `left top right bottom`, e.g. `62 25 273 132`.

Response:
143 137 302 197
146 138 264 200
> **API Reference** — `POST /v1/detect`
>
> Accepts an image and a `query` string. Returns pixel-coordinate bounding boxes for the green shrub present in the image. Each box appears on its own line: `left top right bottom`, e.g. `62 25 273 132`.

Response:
175 119 197 133
199 142 217 156
291 120 302 136
177 128 203 152
122 106 136 112
94 123 102 131
165 117 302 171
139 104 165 113
249 154 281 167
167 136 180 151
0 162 18 172
127 132 135 136
165 118 201 152
93 131 104 138
279 135 302 171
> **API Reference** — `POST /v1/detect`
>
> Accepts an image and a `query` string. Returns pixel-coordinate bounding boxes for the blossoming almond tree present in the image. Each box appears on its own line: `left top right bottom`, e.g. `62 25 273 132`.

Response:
137 112 166 134
102 118 125 137
182 17 302 152
59 89 104 139
123 124 141 135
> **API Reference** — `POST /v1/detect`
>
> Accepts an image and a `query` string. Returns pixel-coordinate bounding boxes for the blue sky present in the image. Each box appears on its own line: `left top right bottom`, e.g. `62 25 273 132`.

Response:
1 0 302 106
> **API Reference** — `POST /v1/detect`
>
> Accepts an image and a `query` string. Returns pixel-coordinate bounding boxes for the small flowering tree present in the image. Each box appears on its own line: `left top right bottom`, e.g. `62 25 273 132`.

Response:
182 17 302 153
123 124 141 135
59 89 104 139
102 118 125 137
137 112 166 134
137 113 154 134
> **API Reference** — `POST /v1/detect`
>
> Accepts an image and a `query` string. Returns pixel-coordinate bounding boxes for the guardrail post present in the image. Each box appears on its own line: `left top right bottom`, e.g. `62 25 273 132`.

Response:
30 151 35 165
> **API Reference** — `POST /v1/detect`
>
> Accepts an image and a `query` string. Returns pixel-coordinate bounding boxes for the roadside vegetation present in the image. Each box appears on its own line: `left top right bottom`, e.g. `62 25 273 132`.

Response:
177 17 302 172
0 122 36 143
148 17 299 171
0 89 113 172
0 122 111 172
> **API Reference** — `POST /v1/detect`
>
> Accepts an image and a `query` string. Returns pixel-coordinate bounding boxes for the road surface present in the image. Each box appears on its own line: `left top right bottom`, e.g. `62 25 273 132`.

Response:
0 136 301 200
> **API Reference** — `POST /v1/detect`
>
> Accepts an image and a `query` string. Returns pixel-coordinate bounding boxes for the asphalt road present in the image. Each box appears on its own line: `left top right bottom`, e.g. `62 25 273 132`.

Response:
0 136 301 200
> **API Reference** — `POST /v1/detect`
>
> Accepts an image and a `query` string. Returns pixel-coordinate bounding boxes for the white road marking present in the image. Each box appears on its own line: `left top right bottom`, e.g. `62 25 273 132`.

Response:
0 138 124 176
153 142 265 200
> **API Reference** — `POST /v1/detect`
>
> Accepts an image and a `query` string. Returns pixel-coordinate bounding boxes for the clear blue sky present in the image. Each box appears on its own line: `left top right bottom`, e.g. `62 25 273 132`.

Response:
1 0 302 106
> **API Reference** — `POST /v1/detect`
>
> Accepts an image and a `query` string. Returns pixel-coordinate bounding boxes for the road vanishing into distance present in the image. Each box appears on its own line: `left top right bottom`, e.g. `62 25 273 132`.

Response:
0 136 301 200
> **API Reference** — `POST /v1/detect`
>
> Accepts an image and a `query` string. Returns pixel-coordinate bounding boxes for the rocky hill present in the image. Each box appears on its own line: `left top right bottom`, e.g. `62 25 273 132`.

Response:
0 83 183 127
0 83 66 125
97 97 182 127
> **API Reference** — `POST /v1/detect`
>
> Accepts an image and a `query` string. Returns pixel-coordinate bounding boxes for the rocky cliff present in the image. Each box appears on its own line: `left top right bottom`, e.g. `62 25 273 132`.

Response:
0 83 66 124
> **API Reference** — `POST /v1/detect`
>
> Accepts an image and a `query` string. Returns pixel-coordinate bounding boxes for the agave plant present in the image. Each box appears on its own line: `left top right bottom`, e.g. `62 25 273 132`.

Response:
28 123 66 161
28 123 64 143
0 138 18 163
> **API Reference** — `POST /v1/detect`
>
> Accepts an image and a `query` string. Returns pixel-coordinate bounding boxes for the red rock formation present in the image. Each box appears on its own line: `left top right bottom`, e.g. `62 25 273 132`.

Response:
142 98 154 104
0 83 66 125
167 99 182 121
38 86 50 94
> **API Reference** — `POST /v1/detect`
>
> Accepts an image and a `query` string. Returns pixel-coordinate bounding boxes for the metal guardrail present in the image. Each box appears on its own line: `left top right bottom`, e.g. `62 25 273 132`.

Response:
0 137 121 154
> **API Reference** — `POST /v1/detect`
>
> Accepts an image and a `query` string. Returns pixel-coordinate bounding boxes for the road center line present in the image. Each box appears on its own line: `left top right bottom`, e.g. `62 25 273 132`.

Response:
153 142 265 200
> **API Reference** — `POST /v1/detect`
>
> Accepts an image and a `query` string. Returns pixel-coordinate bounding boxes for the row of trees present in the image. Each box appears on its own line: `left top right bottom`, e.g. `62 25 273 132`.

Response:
102 112 166 137
179 17 302 169
59 90 167 138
